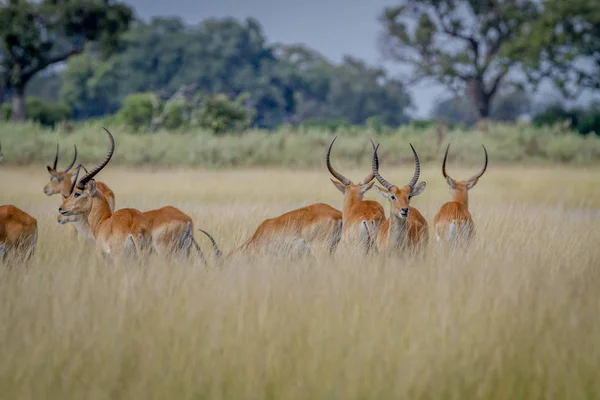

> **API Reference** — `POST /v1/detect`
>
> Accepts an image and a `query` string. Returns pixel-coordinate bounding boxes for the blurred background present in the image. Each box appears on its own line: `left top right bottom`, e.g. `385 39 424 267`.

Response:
0 0 599 165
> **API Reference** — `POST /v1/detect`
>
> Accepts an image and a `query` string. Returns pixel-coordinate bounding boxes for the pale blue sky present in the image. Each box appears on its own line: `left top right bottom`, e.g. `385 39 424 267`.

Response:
125 0 596 117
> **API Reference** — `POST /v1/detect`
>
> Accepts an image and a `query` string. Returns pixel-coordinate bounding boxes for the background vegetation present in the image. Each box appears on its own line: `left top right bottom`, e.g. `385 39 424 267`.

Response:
1 121 600 167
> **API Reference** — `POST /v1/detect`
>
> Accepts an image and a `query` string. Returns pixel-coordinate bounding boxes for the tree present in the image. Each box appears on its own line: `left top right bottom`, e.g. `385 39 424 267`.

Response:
0 0 133 121
379 0 539 120
517 0 600 96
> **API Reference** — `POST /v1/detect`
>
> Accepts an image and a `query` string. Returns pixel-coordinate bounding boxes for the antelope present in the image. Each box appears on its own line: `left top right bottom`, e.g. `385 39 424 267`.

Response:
58 128 152 262
199 202 343 261
0 205 38 265
326 136 385 252
433 143 488 247
371 142 429 254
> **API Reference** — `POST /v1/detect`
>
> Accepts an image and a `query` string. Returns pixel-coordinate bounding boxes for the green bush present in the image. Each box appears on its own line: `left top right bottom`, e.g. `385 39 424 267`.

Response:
194 93 254 134
115 93 155 132
0 97 71 127
533 104 600 135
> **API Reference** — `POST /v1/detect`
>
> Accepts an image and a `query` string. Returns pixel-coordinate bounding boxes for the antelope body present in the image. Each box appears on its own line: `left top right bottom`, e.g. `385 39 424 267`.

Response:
200 202 342 261
371 142 429 254
0 205 38 264
326 137 385 252
433 144 488 247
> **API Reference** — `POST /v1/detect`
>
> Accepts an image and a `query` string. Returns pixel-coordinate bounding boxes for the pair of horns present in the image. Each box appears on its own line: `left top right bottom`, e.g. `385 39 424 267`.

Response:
68 128 115 195
442 144 488 183
52 144 78 172
371 140 420 191
326 136 375 186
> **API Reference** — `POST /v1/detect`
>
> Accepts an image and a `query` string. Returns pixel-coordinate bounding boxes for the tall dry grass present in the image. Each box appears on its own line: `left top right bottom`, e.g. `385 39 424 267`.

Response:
1 164 600 399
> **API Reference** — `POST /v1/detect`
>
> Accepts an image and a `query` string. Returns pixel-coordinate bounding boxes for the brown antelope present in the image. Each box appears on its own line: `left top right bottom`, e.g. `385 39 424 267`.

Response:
58 128 151 262
199 202 343 261
326 136 385 252
0 205 38 264
371 142 429 254
433 143 488 247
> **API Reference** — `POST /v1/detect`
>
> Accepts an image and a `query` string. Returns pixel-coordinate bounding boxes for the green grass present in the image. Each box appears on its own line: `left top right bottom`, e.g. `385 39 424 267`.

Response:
1 120 600 167
1 164 599 398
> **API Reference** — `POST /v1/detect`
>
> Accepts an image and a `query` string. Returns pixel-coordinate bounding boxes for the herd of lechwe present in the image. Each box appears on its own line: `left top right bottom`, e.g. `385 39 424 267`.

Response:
0 128 487 265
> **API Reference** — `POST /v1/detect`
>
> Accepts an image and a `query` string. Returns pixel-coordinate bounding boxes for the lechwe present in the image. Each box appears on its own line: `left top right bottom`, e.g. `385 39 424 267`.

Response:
58 128 151 262
371 142 429 255
199 202 343 262
433 143 488 248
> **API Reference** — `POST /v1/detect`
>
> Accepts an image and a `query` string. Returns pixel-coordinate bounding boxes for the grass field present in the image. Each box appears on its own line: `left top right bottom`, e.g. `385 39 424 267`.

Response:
1 163 600 399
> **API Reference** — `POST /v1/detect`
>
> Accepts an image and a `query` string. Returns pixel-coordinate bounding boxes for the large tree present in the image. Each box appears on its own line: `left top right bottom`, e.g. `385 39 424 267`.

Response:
379 0 539 120
0 0 133 121
518 0 600 96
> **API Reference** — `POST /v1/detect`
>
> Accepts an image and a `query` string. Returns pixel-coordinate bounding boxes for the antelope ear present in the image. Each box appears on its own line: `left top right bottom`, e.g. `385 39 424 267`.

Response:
374 185 392 199
330 179 346 194
466 179 478 190
359 181 374 195
87 180 98 196
410 182 426 197
47 165 56 174
446 177 457 189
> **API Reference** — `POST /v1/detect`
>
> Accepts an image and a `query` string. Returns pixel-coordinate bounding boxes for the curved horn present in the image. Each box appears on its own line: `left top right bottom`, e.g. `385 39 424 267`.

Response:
326 136 351 185
372 143 394 191
358 140 376 186
68 165 82 196
61 144 78 172
441 143 452 180
77 128 115 190
406 143 421 188
466 144 488 182
52 143 59 170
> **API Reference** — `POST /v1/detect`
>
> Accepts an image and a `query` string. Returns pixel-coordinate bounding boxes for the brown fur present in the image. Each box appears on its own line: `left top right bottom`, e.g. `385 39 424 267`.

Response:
434 179 478 245
331 180 386 250
203 203 342 260
59 181 150 262
375 185 428 253
0 205 38 263
142 206 196 258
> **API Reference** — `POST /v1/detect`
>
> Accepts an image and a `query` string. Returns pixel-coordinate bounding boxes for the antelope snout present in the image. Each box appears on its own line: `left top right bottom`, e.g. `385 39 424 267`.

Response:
400 207 409 218
43 187 52 196
58 207 69 216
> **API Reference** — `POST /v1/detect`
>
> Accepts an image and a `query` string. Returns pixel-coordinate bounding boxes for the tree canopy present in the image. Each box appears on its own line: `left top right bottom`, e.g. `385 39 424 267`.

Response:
379 0 540 120
0 0 133 121
59 17 413 129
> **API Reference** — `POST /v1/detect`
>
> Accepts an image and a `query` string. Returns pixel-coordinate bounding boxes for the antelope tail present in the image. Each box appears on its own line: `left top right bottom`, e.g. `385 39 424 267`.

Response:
198 229 223 258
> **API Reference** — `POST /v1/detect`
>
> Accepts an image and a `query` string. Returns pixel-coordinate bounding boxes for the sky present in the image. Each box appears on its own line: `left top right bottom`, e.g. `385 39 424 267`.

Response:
124 0 597 117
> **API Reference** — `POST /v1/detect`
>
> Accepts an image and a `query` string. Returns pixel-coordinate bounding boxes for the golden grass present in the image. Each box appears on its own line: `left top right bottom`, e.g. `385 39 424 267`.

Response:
1 164 600 399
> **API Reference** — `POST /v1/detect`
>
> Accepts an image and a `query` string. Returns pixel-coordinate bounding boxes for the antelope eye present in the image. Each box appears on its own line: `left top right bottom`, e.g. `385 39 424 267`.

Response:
390 195 397 201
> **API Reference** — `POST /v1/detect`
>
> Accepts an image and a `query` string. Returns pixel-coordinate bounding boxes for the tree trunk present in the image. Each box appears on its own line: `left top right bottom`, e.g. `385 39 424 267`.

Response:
466 79 491 120
11 86 26 122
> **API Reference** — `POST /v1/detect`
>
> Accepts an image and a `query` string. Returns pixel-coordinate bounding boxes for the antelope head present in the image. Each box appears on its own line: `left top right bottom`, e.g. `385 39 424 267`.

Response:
326 136 376 201
441 143 488 195
44 143 78 196
59 128 114 217
371 141 426 219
